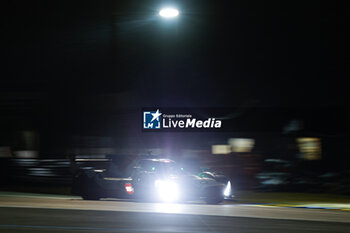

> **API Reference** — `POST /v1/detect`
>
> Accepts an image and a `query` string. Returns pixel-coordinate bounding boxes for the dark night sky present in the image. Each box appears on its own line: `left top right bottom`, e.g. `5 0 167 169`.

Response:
0 0 347 138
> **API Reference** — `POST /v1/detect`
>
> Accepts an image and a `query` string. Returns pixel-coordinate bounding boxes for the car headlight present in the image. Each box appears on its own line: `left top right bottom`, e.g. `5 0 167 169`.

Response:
154 179 179 202
223 181 232 197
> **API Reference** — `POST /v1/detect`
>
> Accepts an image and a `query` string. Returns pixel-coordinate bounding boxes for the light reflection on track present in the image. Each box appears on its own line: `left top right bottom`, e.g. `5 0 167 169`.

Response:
0 192 350 223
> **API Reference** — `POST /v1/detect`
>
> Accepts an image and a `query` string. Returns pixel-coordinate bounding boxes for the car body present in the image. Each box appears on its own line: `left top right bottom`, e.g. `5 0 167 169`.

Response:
198 168 234 200
72 158 232 204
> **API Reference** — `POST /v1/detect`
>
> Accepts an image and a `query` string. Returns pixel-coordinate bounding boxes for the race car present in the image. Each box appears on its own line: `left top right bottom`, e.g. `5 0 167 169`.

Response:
72 158 232 204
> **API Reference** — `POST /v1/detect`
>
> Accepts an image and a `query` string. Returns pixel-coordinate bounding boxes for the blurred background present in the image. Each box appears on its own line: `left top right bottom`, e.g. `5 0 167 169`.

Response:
0 0 348 195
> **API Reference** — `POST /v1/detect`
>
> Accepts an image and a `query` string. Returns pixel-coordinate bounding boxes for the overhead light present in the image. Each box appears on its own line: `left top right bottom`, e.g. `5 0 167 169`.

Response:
159 8 179 18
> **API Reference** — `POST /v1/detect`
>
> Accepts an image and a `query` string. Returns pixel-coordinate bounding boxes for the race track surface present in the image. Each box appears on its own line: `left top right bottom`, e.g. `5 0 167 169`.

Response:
0 193 349 233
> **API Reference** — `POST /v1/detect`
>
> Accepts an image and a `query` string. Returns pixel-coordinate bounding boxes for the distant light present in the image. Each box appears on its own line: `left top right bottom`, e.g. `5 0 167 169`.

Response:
228 138 255 153
212 145 231 155
159 8 179 18
152 166 156 171
297 137 322 160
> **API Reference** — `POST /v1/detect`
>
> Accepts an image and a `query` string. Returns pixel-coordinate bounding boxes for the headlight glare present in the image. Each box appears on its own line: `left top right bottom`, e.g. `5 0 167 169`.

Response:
154 179 179 202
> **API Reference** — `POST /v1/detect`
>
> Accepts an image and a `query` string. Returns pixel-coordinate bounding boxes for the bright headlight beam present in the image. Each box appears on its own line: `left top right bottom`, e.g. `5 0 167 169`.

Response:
223 181 231 197
159 8 179 18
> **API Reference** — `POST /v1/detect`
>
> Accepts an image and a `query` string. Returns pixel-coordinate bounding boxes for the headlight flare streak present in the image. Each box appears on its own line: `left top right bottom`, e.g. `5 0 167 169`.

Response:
223 181 232 197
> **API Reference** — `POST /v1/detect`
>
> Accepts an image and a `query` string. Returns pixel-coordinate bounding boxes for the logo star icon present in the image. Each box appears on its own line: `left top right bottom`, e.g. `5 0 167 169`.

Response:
151 109 162 122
